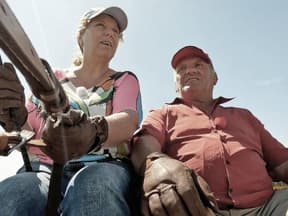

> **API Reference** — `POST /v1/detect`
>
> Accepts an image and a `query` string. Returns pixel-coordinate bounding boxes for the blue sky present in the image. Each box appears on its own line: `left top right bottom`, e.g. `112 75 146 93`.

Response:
0 0 287 179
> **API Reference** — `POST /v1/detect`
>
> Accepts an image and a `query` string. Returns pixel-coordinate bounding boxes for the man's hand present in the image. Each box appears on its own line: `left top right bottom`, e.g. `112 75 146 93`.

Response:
0 62 27 131
41 109 108 164
142 152 217 216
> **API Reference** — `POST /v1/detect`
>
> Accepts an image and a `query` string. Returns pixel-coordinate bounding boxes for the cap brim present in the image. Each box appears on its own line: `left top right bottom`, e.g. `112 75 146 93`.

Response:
87 7 128 32
103 7 128 32
171 46 212 69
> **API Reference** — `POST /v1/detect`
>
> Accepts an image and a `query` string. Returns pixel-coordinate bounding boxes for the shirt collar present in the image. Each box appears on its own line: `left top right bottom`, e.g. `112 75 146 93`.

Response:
168 96 234 106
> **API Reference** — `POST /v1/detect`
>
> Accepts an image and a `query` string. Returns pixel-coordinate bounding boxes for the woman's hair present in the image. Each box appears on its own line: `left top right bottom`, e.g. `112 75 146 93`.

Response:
72 16 124 66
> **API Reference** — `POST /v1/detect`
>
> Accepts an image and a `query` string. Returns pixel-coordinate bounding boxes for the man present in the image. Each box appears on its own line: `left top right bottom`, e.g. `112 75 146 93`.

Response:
131 45 288 216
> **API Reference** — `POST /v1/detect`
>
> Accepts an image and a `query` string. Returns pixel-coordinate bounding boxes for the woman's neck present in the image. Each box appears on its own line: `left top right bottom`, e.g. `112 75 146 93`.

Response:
71 61 113 88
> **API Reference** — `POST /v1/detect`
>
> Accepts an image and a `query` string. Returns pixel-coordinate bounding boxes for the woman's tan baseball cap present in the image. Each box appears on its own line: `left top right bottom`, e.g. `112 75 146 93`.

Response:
82 6 128 33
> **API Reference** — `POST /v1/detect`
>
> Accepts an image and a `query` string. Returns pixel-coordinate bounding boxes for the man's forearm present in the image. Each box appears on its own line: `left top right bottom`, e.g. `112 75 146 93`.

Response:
130 134 162 175
273 160 288 183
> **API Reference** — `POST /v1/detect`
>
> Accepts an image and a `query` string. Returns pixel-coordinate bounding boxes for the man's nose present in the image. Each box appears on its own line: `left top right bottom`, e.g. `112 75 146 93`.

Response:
185 67 198 74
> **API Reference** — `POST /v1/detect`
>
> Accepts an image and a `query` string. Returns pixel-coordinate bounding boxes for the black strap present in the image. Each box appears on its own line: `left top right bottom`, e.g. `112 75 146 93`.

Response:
45 163 63 216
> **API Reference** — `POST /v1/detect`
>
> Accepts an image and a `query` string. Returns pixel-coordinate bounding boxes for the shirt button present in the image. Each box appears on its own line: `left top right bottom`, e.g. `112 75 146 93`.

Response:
226 160 230 165
227 204 234 209
220 135 227 143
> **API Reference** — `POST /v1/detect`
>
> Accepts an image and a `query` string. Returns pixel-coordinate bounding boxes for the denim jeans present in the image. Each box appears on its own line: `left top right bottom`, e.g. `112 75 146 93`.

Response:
0 162 52 216
0 158 135 216
59 159 133 216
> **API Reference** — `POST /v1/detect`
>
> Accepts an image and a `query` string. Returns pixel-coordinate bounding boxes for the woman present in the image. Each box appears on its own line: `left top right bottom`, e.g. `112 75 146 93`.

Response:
0 6 142 216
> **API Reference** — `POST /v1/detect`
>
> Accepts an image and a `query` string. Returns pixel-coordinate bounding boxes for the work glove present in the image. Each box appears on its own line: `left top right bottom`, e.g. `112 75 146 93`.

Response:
0 131 21 155
0 130 34 156
0 63 27 131
142 152 218 216
42 109 108 164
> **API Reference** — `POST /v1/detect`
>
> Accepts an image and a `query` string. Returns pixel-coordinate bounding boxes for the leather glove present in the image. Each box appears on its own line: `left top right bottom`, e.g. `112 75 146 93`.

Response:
0 63 27 131
42 109 108 164
142 152 218 216
0 130 34 156
0 132 20 155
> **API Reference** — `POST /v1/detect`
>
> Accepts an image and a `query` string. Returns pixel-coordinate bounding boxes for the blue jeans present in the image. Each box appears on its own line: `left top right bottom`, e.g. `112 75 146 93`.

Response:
0 162 52 216
60 159 133 216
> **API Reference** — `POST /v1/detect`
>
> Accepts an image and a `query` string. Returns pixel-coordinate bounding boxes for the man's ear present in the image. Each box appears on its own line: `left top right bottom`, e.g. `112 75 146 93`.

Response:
173 71 180 93
213 72 218 85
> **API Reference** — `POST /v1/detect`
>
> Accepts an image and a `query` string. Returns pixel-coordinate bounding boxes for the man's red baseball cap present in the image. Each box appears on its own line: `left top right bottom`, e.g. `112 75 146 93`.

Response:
171 46 213 69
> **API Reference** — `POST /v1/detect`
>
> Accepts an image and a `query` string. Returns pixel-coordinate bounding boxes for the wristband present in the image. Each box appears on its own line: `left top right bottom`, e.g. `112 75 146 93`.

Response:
88 115 108 153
